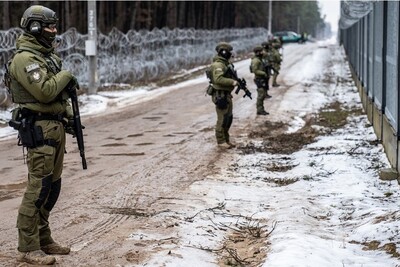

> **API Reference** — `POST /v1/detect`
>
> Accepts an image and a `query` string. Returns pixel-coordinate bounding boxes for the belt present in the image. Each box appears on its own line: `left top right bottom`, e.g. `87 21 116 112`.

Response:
215 90 230 96
21 108 64 122
42 139 58 147
34 113 65 122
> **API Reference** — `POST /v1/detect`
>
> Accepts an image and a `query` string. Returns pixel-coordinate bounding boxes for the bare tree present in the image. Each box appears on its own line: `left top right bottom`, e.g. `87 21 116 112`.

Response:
166 1 178 29
2 2 10 29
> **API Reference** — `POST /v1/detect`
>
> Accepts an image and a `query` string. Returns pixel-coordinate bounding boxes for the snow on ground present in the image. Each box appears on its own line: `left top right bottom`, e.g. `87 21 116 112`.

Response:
126 39 400 266
1 37 400 266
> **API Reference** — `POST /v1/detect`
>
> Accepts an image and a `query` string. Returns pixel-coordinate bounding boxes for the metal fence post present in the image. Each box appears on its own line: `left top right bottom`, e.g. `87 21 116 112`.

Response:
86 0 98 95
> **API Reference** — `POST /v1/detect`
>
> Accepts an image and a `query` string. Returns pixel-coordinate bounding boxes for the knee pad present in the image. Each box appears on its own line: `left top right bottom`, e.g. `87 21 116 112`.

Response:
35 175 53 210
222 114 233 129
227 115 233 129
44 178 61 211
222 114 229 129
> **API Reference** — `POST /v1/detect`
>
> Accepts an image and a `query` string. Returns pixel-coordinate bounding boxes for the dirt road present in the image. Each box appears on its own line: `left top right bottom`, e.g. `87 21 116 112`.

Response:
0 43 322 266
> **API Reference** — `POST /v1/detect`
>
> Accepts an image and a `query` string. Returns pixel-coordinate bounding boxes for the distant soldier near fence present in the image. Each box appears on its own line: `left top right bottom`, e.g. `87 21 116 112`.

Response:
270 39 283 87
206 42 251 149
261 41 273 96
207 42 237 149
250 46 270 115
4 5 80 265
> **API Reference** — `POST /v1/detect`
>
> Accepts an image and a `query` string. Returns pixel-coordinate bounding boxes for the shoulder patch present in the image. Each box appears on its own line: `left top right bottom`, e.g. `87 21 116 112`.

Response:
30 71 42 83
25 63 40 73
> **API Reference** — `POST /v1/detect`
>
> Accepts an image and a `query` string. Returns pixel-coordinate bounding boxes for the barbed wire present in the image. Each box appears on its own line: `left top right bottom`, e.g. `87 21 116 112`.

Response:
0 27 268 90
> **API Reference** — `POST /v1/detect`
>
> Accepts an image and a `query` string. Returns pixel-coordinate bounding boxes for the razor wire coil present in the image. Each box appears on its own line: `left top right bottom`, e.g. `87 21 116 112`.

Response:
0 27 268 91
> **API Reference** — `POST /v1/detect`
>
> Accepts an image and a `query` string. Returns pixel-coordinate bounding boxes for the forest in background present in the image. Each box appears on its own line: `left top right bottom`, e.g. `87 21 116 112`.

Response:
1 1 326 36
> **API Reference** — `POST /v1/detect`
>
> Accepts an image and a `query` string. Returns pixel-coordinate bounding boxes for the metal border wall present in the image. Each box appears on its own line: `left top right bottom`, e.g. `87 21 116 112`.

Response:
385 1 399 130
340 1 400 171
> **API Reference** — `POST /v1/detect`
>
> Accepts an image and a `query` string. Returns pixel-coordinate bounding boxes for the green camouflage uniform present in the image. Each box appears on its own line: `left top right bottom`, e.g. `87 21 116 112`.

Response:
251 52 269 113
270 43 282 86
9 33 73 252
210 55 236 144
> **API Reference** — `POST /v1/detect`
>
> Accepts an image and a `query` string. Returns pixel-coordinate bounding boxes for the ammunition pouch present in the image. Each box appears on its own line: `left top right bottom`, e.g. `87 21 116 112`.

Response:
9 117 44 148
9 108 60 148
206 84 215 96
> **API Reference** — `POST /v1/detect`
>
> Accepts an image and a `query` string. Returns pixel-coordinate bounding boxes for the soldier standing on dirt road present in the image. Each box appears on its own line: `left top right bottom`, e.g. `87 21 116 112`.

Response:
270 39 283 87
208 42 239 149
250 46 270 116
261 41 273 95
6 5 78 265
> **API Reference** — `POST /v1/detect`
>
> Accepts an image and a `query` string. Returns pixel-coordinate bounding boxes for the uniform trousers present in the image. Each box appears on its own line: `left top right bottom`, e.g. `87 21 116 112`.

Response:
17 120 65 252
212 92 233 144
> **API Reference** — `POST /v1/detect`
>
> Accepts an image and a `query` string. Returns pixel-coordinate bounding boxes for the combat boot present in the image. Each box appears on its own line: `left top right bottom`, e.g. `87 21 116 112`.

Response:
257 110 269 115
41 242 71 255
17 250 56 265
218 142 232 149
227 141 236 148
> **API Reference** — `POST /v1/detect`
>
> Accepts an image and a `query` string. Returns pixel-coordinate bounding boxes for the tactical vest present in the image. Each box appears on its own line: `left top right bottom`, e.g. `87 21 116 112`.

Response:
206 61 234 82
225 64 235 79
4 47 62 104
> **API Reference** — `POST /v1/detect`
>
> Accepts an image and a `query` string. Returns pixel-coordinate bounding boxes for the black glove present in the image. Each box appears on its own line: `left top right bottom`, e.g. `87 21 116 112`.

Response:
71 76 80 89
64 119 85 137
65 77 79 94
64 119 76 136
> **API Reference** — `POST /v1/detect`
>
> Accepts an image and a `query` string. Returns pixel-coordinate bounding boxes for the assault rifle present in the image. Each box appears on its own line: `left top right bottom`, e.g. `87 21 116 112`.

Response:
262 59 279 76
226 65 252 99
67 82 87 170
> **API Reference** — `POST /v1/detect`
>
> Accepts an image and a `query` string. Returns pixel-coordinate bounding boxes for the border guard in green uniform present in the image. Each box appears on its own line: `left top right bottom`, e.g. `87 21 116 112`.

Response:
270 39 282 87
261 41 273 97
208 42 238 149
6 5 79 265
250 46 270 115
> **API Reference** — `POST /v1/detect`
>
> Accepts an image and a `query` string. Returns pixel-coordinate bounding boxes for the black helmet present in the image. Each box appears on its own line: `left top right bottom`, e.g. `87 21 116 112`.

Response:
20 5 58 33
253 46 263 54
215 42 233 53
261 41 269 49
215 42 233 60
20 5 58 48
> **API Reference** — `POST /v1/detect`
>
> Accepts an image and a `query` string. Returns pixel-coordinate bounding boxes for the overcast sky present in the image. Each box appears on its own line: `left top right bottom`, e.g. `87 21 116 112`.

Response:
318 0 340 32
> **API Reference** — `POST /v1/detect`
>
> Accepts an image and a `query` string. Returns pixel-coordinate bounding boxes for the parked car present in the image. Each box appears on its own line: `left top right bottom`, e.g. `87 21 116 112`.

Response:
273 31 304 43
